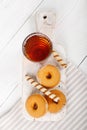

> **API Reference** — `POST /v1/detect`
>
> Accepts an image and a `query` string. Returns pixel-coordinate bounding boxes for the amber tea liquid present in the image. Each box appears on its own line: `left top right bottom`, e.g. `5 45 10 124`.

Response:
22 33 52 62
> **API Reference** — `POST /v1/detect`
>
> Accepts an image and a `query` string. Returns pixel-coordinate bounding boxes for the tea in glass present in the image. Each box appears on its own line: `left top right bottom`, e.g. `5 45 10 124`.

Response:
22 32 52 62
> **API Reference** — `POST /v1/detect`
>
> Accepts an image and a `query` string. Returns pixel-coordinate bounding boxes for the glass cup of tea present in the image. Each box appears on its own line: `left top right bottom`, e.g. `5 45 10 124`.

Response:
22 32 52 62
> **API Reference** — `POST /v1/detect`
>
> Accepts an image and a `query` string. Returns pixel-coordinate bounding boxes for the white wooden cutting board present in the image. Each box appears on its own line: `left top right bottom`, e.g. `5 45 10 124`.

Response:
0 0 87 117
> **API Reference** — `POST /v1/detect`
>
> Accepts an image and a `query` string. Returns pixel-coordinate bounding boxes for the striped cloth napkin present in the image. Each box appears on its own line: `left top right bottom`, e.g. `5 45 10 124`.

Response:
0 62 87 130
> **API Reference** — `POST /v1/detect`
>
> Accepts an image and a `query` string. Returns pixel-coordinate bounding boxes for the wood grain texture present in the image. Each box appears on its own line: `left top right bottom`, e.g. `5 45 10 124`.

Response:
0 0 87 121
0 0 44 52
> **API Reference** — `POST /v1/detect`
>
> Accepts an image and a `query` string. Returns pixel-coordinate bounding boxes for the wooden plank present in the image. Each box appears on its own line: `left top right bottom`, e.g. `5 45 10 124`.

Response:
0 0 44 52
0 0 87 117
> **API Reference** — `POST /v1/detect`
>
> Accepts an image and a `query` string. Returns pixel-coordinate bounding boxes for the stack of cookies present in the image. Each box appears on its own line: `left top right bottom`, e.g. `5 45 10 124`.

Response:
25 64 66 118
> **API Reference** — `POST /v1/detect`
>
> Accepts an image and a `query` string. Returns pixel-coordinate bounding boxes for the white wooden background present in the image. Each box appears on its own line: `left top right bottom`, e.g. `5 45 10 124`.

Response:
0 0 87 120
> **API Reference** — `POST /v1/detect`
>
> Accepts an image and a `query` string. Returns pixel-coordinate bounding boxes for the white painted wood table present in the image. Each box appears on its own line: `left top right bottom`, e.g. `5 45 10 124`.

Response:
0 0 87 127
